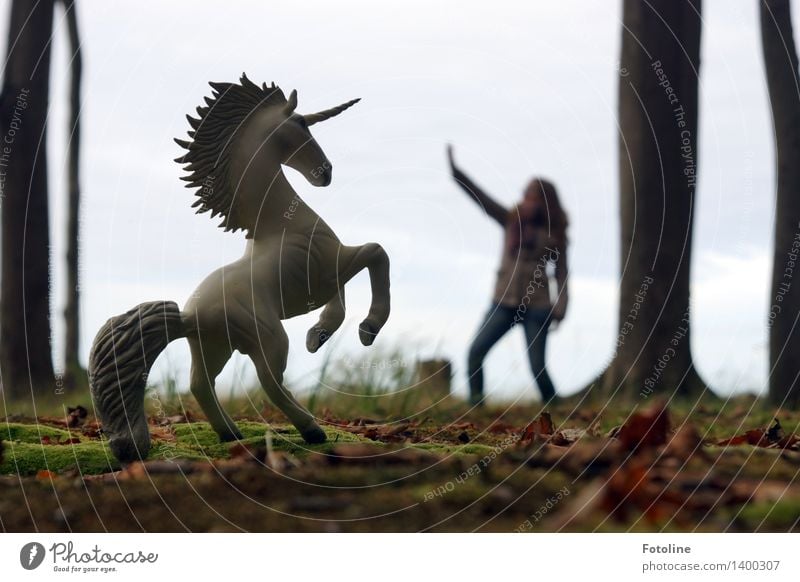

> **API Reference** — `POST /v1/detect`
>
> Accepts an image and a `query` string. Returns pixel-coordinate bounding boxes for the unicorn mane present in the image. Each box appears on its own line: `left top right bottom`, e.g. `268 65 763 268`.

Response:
174 73 288 235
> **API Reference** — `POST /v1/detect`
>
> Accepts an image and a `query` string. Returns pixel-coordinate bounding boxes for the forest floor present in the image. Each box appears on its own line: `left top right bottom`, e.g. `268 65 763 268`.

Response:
1 391 799 532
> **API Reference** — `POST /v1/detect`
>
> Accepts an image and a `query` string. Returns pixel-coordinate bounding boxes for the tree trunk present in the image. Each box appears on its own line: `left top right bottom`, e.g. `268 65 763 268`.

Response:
585 0 711 402
61 0 86 391
0 0 56 399
762 0 800 408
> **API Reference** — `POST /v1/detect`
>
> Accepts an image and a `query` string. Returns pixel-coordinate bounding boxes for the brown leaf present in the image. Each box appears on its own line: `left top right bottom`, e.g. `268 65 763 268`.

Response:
662 423 707 461
66 405 88 428
717 429 767 447
776 435 800 450
521 412 554 441
149 426 177 443
229 442 266 463
343 422 412 443
160 414 190 426
559 428 588 444
81 421 103 439
522 440 619 476
384 423 411 437
449 422 476 431
487 421 517 434
716 419 790 448
519 413 573 447
350 417 383 426
616 402 670 453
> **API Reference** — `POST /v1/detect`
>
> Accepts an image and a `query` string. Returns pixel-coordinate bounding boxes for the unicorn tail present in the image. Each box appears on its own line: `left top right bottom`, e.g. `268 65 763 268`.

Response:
88 300 186 463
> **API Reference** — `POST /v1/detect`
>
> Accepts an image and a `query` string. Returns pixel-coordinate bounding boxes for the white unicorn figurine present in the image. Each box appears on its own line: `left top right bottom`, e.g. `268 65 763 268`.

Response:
89 74 391 462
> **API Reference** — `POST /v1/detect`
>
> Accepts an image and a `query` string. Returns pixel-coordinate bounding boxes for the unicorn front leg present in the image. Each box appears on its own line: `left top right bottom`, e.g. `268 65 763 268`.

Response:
330 243 390 346
355 242 391 346
306 287 345 353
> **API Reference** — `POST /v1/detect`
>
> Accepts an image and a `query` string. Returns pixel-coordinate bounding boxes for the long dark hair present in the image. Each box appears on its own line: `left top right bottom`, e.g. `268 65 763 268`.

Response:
506 178 568 254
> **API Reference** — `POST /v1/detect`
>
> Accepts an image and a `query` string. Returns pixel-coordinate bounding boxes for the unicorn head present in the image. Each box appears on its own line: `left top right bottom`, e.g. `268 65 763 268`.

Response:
175 73 359 235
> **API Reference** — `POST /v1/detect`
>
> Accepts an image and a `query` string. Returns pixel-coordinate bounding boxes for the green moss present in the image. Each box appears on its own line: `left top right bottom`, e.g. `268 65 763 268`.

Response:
733 498 800 531
413 442 497 456
1 421 375 475
2 422 74 443
1 440 120 475
170 422 367 457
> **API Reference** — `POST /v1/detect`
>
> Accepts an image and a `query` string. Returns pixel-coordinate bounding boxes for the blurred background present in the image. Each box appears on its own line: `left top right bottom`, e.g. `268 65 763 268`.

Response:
1 0 794 401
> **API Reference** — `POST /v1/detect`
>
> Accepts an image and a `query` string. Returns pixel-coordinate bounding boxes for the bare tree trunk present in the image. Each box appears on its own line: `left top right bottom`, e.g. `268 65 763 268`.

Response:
0 0 56 399
761 0 800 408
583 0 711 403
61 0 86 391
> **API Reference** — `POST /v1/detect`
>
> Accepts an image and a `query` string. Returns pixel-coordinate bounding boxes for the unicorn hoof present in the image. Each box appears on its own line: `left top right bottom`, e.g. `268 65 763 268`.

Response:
218 429 244 442
301 425 327 444
358 320 379 346
306 326 331 353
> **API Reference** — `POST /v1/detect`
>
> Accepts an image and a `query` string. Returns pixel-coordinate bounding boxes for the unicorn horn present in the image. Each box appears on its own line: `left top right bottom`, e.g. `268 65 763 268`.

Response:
304 98 361 126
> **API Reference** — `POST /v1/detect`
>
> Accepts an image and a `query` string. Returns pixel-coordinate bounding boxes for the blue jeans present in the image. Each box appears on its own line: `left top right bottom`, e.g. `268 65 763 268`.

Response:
467 303 556 404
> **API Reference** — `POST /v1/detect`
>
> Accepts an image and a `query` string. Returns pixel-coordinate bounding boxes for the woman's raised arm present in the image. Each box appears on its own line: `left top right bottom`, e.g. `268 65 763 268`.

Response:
447 145 508 225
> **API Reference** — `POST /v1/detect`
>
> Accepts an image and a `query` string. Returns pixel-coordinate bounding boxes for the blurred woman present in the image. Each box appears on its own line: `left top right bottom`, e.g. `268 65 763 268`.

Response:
447 145 569 405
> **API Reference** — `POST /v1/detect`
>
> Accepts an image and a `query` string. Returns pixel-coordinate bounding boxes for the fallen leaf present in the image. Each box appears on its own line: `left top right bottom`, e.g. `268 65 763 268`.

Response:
448 422 476 431
521 440 619 476
560 428 589 444
716 419 789 448
662 423 707 461
149 426 177 443
616 402 670 452
520 412 554 441
519 413 571 446
81 422 103 439
66 405 88 428
229 442 266 463
487 421 517 434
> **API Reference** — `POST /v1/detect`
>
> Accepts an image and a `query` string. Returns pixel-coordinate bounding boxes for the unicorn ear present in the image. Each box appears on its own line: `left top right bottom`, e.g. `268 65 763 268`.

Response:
285 89 298 113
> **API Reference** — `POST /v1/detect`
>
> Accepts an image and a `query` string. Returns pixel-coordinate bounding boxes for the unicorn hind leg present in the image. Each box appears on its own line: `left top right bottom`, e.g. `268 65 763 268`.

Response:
187 336 241 442
248 321 326 443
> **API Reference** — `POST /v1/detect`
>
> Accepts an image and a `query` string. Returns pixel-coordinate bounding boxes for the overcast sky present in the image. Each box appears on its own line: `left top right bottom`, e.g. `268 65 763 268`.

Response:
3 0 796 401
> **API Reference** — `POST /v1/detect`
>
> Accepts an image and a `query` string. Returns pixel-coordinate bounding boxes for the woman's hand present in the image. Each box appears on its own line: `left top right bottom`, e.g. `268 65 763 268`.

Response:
446 144 457 174
550 300 567 331
446 144 509 224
